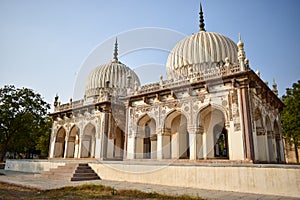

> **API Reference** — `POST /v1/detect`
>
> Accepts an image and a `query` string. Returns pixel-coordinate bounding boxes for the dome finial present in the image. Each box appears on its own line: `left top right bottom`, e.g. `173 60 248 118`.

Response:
113 37 118 62
237 33 244 48
199 2 206 32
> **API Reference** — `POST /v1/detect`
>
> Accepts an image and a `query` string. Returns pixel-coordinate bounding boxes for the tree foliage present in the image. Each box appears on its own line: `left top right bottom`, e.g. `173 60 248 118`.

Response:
281 80 300 162
0 85 51 161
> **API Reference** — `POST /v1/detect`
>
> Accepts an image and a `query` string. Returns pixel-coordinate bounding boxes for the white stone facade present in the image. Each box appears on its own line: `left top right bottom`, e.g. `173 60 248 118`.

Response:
48 5 285 164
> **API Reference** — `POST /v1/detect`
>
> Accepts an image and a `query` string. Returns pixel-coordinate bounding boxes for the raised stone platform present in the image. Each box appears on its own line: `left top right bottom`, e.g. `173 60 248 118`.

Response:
4 159 300 198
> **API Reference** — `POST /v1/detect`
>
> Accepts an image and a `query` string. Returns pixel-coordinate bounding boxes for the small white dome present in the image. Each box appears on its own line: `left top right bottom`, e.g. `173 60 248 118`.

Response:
166 31 238 80
85 39 140 98
85 60 140 97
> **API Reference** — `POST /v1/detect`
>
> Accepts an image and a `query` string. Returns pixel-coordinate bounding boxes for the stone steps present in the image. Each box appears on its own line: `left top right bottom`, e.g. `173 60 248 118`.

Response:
36 163 100 181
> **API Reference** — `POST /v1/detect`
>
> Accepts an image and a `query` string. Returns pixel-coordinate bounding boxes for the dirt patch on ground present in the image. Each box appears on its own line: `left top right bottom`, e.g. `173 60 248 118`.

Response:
0 182 204 200
0 182 40 199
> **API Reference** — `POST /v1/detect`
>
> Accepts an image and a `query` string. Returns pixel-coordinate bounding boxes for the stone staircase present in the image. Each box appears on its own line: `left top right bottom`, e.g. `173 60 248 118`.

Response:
36 163 100 181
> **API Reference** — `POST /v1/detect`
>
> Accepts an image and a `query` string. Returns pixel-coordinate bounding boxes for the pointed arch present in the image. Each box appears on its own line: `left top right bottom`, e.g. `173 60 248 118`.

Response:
254 108 267 162
164 110 189 159
254 108 264 129
54 127 66 158
198 103 228 127
266 115 275 162
66 125 80 158
81 123 96 158
197 105 227 159
136 114 157 159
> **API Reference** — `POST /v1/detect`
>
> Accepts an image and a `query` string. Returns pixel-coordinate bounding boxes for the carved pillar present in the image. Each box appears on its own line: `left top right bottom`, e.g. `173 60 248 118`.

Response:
150 135 157 159
74 133 80 158
157 130 163 160
188 127 197 160
91 136 95 158
123 100 130 159
78 134 82 158
157 128 171 159
239 78 255 161
100 107 110 160
63 135 68 159
48 126 56 158
188 126 204 160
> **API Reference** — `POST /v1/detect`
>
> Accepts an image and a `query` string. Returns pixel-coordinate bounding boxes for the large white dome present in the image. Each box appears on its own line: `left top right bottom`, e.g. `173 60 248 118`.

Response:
166 31 238 80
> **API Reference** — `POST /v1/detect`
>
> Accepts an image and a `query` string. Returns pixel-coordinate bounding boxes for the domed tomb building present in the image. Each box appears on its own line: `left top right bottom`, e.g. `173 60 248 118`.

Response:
49 5 284 163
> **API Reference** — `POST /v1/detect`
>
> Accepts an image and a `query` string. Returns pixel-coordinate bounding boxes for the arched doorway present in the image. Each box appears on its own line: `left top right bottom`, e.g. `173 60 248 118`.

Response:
198 106 227 159
114 126 125 159
136 115 156 159
81 123 96 158
254 108 267 162
54 127 66 158
144 124 151 159
266 116 275 162
66 125 80 158
165 111 189 159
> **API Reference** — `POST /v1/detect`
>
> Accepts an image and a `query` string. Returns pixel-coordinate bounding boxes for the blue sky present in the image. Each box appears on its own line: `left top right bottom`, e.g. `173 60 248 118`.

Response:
0 0 299 105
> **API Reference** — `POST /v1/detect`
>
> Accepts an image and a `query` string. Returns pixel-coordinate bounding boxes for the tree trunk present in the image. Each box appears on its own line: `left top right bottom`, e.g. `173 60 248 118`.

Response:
0 143 8 162
294 141 299 163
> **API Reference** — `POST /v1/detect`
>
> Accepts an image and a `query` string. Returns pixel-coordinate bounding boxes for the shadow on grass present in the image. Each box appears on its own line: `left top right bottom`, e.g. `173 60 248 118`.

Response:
0 183 205 200
40 184 206 199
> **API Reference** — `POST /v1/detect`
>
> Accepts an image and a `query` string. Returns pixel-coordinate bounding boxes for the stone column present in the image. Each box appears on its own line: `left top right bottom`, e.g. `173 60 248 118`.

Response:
188 127 197 160
171 132 178 159
188 127 203 160
78 135 83 158
150 135 157 159
239 78 255 161
203 131 207 160
123 101 130 159
157 129 171 159
63 136 68 159
74 135 79 158
157 130 163 160
48 131 56 158
91 137 95 158
100 109 110 159
126 135 135 159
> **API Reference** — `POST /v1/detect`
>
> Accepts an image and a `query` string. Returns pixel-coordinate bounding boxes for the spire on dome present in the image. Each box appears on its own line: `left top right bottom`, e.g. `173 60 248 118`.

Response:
237 33 244 48
199 2 206 32
113 37 118 62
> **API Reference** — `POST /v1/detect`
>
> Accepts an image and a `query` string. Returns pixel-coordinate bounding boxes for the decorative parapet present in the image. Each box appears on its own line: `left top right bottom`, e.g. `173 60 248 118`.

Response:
54 62 244 112
54 99 84 112
135 62 242 95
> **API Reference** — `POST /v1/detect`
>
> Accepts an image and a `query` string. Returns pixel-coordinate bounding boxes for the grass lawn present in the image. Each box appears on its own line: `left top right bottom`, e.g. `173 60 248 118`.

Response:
0 182 205 199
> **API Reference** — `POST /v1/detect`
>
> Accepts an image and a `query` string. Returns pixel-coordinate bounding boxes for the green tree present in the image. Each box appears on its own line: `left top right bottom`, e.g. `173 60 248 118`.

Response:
0 85 51 161
281 80 300 163
35 116 52 157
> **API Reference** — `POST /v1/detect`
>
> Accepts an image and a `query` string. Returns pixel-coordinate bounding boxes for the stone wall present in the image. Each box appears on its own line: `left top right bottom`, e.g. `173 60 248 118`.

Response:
89 162 300 198
4 160 300 198
5 160 66 173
